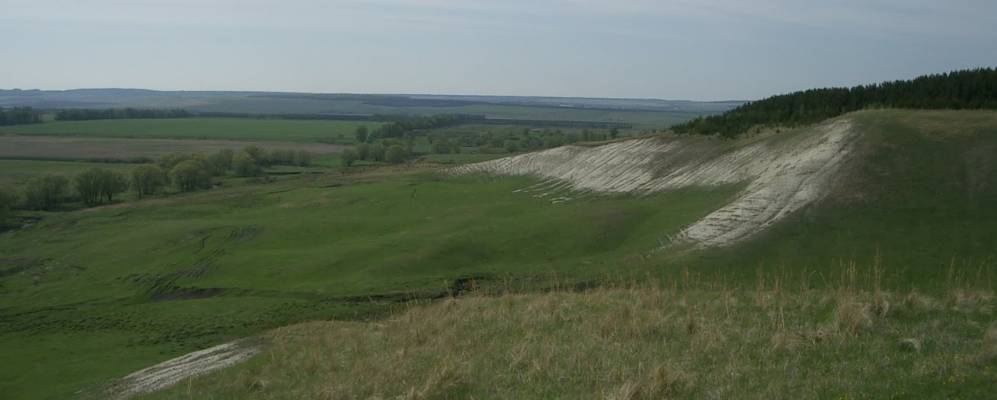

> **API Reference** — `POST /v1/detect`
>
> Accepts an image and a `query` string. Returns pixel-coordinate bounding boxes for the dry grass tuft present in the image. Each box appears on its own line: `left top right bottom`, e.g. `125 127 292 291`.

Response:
833 297 874 335
146 284 997 400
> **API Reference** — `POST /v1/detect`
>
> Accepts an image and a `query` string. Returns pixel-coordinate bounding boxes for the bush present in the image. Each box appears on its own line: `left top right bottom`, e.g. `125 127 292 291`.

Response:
356 143 371 160
157 153 195 171
170 160 212 192
233 151 262 177
340 149 357 168
24 175 69 210
74 168 127 206
369 143 386 162
0 187 18 224
206 149 234 176
131 165 168 198
384 145 407 164
294 150 312 166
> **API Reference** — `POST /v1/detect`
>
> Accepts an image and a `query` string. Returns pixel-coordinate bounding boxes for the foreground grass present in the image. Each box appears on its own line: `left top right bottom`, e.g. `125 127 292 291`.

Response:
0 118 379 143
145 282 996 399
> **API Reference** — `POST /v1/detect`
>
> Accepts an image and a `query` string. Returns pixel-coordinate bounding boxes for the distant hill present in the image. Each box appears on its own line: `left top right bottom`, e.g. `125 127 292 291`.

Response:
674 67 997 137
0 89 743 128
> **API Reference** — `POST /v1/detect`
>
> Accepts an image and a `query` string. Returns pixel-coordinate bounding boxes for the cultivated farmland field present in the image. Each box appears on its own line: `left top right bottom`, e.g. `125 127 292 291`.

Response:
0 135 344 162
0 118 380 143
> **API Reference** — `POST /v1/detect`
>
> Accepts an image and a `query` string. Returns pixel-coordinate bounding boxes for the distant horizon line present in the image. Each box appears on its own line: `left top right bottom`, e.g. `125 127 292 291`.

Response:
0 87 750 104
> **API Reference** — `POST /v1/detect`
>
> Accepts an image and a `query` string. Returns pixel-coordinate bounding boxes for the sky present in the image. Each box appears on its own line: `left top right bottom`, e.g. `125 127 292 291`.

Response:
2 0 997 101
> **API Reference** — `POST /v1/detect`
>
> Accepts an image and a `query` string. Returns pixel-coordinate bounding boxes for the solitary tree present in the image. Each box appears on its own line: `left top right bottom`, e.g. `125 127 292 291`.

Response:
610 127 620 139
131 165 167 198
24 175 68 210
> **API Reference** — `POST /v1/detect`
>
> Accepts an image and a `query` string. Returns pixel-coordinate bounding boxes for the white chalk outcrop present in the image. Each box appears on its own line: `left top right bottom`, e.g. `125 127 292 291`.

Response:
106 341 261 399
452 118 859 247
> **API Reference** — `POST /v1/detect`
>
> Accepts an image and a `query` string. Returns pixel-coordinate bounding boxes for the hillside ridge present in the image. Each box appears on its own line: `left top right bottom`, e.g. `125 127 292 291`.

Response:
453 117 859 247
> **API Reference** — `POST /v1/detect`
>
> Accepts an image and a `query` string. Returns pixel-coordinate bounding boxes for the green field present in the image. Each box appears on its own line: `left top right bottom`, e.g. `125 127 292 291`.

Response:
2 110 996 398
188 99 705 128
0 118 379 143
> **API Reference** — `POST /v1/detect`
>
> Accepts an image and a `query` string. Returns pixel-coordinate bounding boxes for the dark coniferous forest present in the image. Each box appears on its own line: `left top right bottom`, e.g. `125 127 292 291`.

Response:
673 68 997 137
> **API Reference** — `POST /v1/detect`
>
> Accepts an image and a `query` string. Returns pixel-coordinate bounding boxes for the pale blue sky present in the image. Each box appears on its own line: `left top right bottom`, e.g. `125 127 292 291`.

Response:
3 0 996 100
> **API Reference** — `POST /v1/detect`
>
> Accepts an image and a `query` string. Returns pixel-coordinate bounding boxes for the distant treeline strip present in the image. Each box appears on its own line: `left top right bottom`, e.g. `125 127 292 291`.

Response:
0 107 43 126
674 67 997 138
54 108 193 121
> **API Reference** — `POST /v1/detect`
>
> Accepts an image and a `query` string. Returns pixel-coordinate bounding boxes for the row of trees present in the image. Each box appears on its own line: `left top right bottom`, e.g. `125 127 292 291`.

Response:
54 108 193 121
354 114 480 143
0 146 314 214
341 141 410 166
674 68 997 138
0 107 43 126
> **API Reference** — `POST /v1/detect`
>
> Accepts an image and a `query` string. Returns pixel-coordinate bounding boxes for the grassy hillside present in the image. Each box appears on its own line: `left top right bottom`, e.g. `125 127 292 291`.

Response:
2 110 996 398
143 284 997 399
0 172 735 399
0 118 379 143
678 110 997 288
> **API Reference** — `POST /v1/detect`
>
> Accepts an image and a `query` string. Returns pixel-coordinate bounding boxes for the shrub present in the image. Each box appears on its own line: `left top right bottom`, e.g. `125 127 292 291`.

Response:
233 151 262 177
74 168 127 206
170 160 212 192
340 149 357 168
131 165 168 198
0 187 18 224
24 175 69 210
369 143 386 162
384 145 407 164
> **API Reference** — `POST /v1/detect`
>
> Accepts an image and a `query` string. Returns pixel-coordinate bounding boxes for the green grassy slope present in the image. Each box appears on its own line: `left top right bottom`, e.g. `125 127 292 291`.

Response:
145 286 997 400
676 110 997 288
0 118 380 143
0 172 735 399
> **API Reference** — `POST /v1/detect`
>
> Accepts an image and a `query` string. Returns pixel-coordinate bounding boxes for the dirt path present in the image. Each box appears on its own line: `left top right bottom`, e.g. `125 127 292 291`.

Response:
452 117 859 247
105 341 261 399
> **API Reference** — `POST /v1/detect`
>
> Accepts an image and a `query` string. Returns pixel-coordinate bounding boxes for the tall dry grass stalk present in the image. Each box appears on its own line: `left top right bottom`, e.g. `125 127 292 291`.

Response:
152 263 995 400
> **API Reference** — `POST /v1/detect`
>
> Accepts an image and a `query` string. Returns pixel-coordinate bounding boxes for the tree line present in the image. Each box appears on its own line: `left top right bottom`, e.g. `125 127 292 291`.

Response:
673 67 997 138
0 146 314 221
355 114 481 142
0 107 43 126
54 108 193 121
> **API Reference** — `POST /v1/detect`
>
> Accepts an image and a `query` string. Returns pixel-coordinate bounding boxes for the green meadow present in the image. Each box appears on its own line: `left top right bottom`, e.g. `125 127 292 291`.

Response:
0 171 736 399
0 118 380 143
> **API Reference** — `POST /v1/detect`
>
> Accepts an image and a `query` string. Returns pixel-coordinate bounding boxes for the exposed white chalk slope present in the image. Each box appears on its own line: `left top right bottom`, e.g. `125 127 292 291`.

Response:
453 118 859 247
